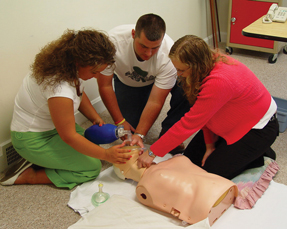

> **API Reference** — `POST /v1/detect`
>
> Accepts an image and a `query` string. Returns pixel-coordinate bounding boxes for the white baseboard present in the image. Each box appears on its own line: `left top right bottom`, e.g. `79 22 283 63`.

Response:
221 32 227 43
75 96 107 125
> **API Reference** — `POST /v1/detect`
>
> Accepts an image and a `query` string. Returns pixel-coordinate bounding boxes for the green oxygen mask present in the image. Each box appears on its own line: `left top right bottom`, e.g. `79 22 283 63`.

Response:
91 182 110 207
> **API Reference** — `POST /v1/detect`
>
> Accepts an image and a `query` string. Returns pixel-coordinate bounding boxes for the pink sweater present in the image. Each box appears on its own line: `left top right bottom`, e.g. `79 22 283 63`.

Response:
151 57 271 157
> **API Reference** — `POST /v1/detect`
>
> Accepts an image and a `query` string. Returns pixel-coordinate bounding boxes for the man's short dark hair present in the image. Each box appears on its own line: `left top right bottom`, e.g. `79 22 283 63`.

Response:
135 13 166 41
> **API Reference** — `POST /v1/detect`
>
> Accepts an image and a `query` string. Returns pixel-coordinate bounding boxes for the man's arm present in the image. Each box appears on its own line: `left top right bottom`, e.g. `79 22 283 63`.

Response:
135 84 171 136
96 73 135 132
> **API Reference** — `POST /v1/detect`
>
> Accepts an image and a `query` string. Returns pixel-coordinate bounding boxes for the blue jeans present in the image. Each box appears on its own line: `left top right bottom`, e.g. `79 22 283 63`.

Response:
114 74 153 129
161 81 191 132
114 74 191 131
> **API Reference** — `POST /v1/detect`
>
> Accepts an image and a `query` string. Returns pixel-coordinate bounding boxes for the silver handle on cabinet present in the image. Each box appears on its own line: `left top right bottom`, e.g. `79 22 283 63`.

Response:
231 17 236 23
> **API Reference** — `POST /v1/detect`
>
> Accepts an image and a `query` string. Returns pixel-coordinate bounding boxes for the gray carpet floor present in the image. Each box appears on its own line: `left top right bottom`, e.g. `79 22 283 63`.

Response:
0 43 286 229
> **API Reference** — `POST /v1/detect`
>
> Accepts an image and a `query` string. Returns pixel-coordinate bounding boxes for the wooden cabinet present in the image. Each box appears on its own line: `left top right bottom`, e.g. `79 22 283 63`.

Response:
226 0 284 63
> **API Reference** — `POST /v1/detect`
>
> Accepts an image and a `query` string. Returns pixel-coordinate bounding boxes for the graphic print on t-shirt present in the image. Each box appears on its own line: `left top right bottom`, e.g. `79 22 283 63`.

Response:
125 66 156 82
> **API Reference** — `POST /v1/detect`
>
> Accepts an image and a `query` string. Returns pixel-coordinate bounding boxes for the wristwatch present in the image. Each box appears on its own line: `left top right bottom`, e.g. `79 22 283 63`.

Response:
134 133 145 140
148 149 156 158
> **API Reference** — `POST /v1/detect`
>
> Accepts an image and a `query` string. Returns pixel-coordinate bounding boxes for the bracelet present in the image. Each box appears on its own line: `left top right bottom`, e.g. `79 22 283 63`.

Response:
115 118 125 126
134 133 145 140
148 149 156 158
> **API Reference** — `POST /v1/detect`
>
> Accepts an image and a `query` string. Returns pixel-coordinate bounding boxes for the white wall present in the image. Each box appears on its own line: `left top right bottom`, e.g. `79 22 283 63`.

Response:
0 0 229 144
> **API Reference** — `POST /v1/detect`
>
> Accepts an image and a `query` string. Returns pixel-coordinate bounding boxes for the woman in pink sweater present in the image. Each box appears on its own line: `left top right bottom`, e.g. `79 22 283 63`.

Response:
137 35 279 179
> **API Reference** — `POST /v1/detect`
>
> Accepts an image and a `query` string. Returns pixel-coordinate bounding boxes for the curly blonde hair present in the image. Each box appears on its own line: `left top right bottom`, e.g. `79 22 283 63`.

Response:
31 29 116 89
169 35 232 105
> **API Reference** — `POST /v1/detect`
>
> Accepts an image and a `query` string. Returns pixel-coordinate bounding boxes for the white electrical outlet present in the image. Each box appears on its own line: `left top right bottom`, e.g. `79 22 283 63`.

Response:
0 139 22 173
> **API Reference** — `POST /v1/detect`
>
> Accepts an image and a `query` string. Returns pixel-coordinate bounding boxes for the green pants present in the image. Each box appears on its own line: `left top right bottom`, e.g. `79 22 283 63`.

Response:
11 124 101 189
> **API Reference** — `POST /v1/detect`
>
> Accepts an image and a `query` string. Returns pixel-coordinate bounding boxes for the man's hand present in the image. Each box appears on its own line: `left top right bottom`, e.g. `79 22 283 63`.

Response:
121 120 136 133
130 134 144 148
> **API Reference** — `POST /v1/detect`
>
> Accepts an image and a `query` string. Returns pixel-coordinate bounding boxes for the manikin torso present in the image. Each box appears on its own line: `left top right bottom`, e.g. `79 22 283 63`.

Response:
113 146 238 226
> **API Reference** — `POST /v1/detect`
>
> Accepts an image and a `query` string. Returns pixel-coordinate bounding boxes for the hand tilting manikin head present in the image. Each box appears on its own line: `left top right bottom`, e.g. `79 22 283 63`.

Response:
113 146 146 182
113 146 238 226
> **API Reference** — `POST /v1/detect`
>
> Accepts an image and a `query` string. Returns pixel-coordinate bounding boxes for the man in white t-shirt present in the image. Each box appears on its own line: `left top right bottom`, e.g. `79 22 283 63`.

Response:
98 14 190 152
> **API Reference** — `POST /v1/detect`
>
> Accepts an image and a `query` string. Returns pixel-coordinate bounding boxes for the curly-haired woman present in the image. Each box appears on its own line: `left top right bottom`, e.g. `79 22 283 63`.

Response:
0 29 131 189
137 35 279 180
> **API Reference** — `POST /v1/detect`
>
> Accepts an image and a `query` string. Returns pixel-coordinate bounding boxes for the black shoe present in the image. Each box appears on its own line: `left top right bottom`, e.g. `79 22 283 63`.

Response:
264 147 276 160
246 156 265 170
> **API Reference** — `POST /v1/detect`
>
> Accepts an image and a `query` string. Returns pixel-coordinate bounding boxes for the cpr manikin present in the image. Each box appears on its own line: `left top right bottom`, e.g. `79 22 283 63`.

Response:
113 146 238 226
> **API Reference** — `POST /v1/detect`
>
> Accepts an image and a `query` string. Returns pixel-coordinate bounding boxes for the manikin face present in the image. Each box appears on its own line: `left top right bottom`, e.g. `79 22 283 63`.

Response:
113 146 146 182
77 64 108 81
132 29 163 61
171 58 191 77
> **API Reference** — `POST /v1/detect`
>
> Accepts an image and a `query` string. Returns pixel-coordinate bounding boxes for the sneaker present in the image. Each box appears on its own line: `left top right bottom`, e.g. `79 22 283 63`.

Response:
0 158 32 185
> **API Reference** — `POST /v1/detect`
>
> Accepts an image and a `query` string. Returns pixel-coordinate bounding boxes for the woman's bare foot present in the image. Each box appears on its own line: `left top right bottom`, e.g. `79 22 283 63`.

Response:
15 167 34 184
15 167 52 185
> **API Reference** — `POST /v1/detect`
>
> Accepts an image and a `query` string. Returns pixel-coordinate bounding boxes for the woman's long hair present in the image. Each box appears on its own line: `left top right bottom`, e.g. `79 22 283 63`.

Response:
169 35 230 105
31 29 116 89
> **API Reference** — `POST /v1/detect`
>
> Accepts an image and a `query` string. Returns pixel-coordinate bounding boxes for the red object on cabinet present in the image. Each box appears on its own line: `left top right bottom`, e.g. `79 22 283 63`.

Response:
229 0 274 48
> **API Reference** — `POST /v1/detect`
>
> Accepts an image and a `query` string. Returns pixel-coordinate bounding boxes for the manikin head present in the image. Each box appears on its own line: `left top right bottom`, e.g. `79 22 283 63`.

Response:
113 146 146 182
113 146 238 226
